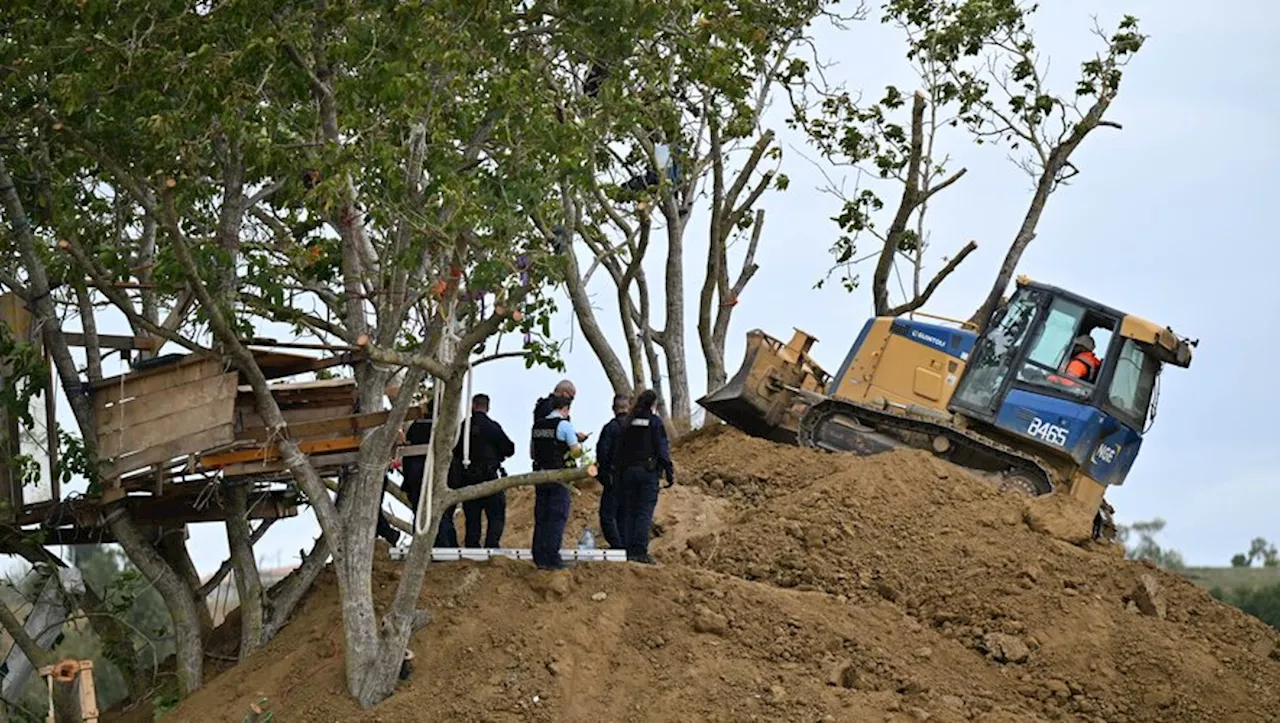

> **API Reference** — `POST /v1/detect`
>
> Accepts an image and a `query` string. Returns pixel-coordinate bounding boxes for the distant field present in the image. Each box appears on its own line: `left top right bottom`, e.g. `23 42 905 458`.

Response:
1181 566 1280 593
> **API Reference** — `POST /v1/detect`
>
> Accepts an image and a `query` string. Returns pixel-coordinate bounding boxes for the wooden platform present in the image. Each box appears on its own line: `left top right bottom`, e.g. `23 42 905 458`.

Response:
1 293 409 547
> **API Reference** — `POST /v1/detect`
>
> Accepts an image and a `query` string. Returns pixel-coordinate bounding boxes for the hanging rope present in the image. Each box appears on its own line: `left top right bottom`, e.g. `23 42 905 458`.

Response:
412 294 469 537
462 355 474 470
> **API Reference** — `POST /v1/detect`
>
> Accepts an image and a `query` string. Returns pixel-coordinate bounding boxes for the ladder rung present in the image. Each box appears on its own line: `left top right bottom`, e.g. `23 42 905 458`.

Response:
387 546 629 562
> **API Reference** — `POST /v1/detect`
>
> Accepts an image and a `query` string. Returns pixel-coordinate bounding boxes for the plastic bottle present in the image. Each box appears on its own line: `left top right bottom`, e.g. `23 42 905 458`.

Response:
578 526 596 550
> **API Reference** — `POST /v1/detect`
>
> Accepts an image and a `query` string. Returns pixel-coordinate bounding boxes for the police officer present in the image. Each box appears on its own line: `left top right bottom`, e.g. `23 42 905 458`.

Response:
614 389 674 564
399 399 462 547
454 393 516 547
595 393 631 549
532 379 576 422
529 394 584 570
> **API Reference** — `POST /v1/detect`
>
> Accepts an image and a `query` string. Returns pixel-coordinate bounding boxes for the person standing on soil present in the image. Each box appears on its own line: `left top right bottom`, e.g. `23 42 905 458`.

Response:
532 379 576 425
529 394 585 570
614 389 675 564
595 393 632 549
395 388 463 547
454 393 516 547
530 379 588 470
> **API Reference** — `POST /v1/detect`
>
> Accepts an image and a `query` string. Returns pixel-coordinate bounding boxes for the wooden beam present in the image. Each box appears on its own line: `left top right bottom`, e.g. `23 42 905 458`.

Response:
246 339 362 353
63 332 162 351
200 435 363 468
13 490 299 531
233 404 427 444
219 450 362 479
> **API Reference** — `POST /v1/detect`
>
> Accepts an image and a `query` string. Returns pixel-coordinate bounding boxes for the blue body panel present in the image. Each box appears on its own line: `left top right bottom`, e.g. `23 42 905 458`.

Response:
992 388 1144 486
889 319 977 360
829 319 875 395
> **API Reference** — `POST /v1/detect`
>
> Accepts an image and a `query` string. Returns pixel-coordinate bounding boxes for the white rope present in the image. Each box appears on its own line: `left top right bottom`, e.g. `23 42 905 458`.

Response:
413 381 445 537
462 359 473 469
413 296 465 537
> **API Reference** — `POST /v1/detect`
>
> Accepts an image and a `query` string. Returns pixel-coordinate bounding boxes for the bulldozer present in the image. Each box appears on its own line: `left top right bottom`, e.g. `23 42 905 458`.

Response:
697 275 1196 541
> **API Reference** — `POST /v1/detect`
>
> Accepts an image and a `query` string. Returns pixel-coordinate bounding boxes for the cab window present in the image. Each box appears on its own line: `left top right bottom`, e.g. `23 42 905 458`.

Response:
1107 338 1159 429
1024 298 1085 370
1015 297 1115 400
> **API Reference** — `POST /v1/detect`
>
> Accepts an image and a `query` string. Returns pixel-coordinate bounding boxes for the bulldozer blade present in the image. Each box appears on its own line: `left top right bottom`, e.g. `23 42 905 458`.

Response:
697 328 831 446
698 347 796 444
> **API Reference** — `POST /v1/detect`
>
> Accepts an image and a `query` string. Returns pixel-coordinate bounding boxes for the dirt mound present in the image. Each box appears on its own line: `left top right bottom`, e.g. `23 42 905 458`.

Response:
156 425 1279 723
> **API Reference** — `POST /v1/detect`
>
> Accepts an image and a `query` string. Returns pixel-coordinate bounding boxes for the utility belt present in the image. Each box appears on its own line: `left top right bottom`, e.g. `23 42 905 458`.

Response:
620 456 658 473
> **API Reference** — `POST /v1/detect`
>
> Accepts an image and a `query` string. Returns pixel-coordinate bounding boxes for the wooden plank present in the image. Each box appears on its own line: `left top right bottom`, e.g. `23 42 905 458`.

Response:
63 332 162 351
221 450 362 478
101 422 236 480
97 372 238 436
1 294 34 522
245 377 356 393
0 293 32 338
234 404 426 444
253 351 356 380
395 444 433 459
200 435 362 468
19 493 297 533
93 357 224 408
99 382 237 460
234 401 356 435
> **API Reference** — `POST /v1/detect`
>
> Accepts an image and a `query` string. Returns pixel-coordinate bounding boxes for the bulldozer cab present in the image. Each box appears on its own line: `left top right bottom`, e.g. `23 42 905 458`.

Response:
949 277 1193 487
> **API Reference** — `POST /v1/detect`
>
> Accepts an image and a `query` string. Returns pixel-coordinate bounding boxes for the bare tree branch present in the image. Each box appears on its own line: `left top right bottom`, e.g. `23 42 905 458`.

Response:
886 239 978 316
441 466 597 508
197 519 276 598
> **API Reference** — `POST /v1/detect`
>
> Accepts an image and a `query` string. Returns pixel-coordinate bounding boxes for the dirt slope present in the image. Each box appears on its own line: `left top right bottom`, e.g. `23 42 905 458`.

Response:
159 426 1280 723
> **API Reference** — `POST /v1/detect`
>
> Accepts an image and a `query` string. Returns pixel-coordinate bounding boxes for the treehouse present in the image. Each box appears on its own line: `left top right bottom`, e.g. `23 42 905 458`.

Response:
0 292 421 547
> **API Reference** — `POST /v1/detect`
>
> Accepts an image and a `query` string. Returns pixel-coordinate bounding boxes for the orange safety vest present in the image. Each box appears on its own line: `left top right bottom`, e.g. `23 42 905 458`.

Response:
1065 350 1100 382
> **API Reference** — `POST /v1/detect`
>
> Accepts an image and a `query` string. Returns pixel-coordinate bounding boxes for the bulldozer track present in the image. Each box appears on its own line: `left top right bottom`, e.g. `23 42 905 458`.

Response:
797 398 1059 497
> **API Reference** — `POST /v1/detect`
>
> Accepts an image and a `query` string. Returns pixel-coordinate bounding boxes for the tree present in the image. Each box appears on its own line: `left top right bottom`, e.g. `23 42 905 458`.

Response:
2 0 675 709
787 10 977 314
788 1 1146 325
552 0 830 424
1232 537 1279 568
1115 518 1185 570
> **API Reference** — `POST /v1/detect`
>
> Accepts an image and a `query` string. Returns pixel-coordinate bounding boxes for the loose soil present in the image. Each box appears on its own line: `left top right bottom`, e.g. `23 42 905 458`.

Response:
147 426 1280 722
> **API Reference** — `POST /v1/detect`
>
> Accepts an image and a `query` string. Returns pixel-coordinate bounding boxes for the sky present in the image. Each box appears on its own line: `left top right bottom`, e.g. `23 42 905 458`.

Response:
11 0 1280 576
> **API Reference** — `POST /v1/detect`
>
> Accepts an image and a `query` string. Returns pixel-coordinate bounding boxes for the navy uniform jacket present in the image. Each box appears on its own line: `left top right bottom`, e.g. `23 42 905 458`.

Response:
452 411 516 487
596 413 627 485
615 412 675 482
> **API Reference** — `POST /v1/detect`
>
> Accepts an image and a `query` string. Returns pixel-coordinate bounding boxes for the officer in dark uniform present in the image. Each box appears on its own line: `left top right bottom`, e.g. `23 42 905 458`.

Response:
453 393 516 547
529 394 584 570
595 393 631 549
400 407 462 547
532 379 576 422
614 389 674 564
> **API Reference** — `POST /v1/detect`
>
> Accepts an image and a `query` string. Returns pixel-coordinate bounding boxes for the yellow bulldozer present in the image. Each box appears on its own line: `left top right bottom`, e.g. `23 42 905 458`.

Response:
697 276 1196 540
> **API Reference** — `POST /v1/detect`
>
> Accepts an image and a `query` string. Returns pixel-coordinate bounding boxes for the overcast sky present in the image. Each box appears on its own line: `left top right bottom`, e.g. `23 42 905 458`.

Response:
15 0 1280 576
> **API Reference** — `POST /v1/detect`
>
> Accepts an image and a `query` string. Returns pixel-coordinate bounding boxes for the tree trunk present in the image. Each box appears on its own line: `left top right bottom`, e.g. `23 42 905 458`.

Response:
156 525 214 637
660 212 691 428
561 235 632 395
1 156 186 701
634 275 669 420
264 534 330 640
225 483 266 657
346 374 463 707
322 362 432 706
971 166 1054 332
106 507 205 694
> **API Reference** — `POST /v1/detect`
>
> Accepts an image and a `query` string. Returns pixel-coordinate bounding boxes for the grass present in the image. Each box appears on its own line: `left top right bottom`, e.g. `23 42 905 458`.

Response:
1180 566 1280 593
